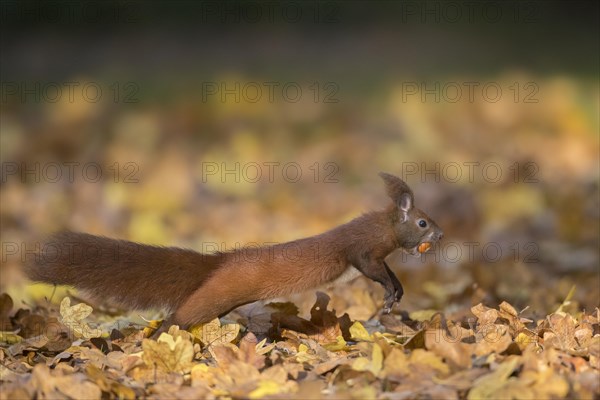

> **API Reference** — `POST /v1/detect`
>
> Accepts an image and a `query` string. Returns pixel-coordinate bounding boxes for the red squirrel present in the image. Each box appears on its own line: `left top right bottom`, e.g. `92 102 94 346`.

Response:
25 172 443 333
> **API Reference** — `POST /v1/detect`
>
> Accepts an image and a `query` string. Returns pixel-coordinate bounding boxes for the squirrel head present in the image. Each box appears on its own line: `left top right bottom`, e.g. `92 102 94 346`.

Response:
379 172 444 256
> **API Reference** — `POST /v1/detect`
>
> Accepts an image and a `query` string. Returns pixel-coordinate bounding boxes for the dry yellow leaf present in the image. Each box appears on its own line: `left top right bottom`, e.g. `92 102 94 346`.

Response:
191 363 222 388
371 342 383 376
296 343 318 363
515 331 537 349
351 357 370 371
298 343 308 352
467 357 520 399
351 342 382 376
323 335 349 352
254 337 276 356
531 368 569 398
409 309 439 322
59 297 100 339
0 332 22 344
248 380 283 399
142 319 163 338
382 348 411 382
349 321 372 342
141 332 194 373
189 318 240 349
409 349 450 375
249 365 297 398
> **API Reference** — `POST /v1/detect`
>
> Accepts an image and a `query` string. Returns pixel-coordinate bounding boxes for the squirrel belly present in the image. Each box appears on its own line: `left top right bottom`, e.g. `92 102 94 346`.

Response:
331 265 363 285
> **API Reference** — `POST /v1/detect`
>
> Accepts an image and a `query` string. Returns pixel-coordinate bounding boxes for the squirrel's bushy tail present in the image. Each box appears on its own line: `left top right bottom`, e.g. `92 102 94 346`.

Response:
25 232 223 311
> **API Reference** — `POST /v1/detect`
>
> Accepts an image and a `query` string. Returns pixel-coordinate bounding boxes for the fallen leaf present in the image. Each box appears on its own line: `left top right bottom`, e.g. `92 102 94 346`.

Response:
0 332 22 344
349 321 373 342
467 357 520 399
141 332 194 373
189 318 240 353
59 297 100 340
410 309 440 322
351 342 382 376
381 347 410 381
425 329 472 369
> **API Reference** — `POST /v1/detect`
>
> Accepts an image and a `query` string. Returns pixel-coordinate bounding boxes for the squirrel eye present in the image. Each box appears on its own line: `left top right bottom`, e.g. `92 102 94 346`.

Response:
418 220 427 228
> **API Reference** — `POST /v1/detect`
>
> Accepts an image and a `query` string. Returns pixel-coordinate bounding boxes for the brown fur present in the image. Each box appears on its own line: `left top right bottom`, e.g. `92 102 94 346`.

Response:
25 173 443 331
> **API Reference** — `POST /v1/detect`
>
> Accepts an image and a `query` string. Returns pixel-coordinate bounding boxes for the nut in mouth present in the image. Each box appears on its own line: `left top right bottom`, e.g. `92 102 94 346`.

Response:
417 242 432 253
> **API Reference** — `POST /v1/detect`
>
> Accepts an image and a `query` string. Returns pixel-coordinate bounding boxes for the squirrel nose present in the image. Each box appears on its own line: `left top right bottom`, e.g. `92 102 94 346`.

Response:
438 231 444 240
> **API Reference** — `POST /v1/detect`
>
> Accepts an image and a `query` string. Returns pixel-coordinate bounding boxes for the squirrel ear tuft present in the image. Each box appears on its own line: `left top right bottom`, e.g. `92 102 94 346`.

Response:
378 172 414 209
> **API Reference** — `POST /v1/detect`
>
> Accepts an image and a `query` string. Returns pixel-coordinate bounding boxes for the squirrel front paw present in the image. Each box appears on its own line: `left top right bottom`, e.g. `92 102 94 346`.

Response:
383 289 403 314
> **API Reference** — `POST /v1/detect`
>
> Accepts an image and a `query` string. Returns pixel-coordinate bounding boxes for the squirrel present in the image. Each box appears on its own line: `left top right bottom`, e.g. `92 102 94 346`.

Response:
25 172 443 334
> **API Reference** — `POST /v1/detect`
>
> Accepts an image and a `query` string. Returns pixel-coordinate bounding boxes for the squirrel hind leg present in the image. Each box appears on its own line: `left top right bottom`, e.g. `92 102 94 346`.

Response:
172 284 248 328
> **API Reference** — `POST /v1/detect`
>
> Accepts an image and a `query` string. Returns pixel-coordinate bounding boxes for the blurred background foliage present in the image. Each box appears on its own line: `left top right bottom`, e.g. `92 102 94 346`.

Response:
1 1 598 320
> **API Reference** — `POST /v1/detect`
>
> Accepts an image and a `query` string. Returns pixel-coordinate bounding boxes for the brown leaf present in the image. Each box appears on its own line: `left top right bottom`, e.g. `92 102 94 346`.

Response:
380 314 417 337
238 332 266 369
498 301 525 334
574 323 593 348
432 368 489 391
86 365 137 399
544 313 577 351
0 293 14 331
211 344 239 367
272 292 343 345
404 328 426 350
29 364 102 400
471 303 499 331
90 337 110 354
18 314 46 338
473 324 512 356
425 329 472 369
309 292 343 343
313 356 348 375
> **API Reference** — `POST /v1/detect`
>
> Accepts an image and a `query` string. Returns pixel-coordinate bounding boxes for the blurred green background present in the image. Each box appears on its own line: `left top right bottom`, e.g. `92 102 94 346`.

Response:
1 1 598 319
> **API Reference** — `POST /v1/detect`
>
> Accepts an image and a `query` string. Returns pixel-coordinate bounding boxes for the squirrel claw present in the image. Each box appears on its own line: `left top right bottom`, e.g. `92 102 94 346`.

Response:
394 290 403 302
383 297 395 314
